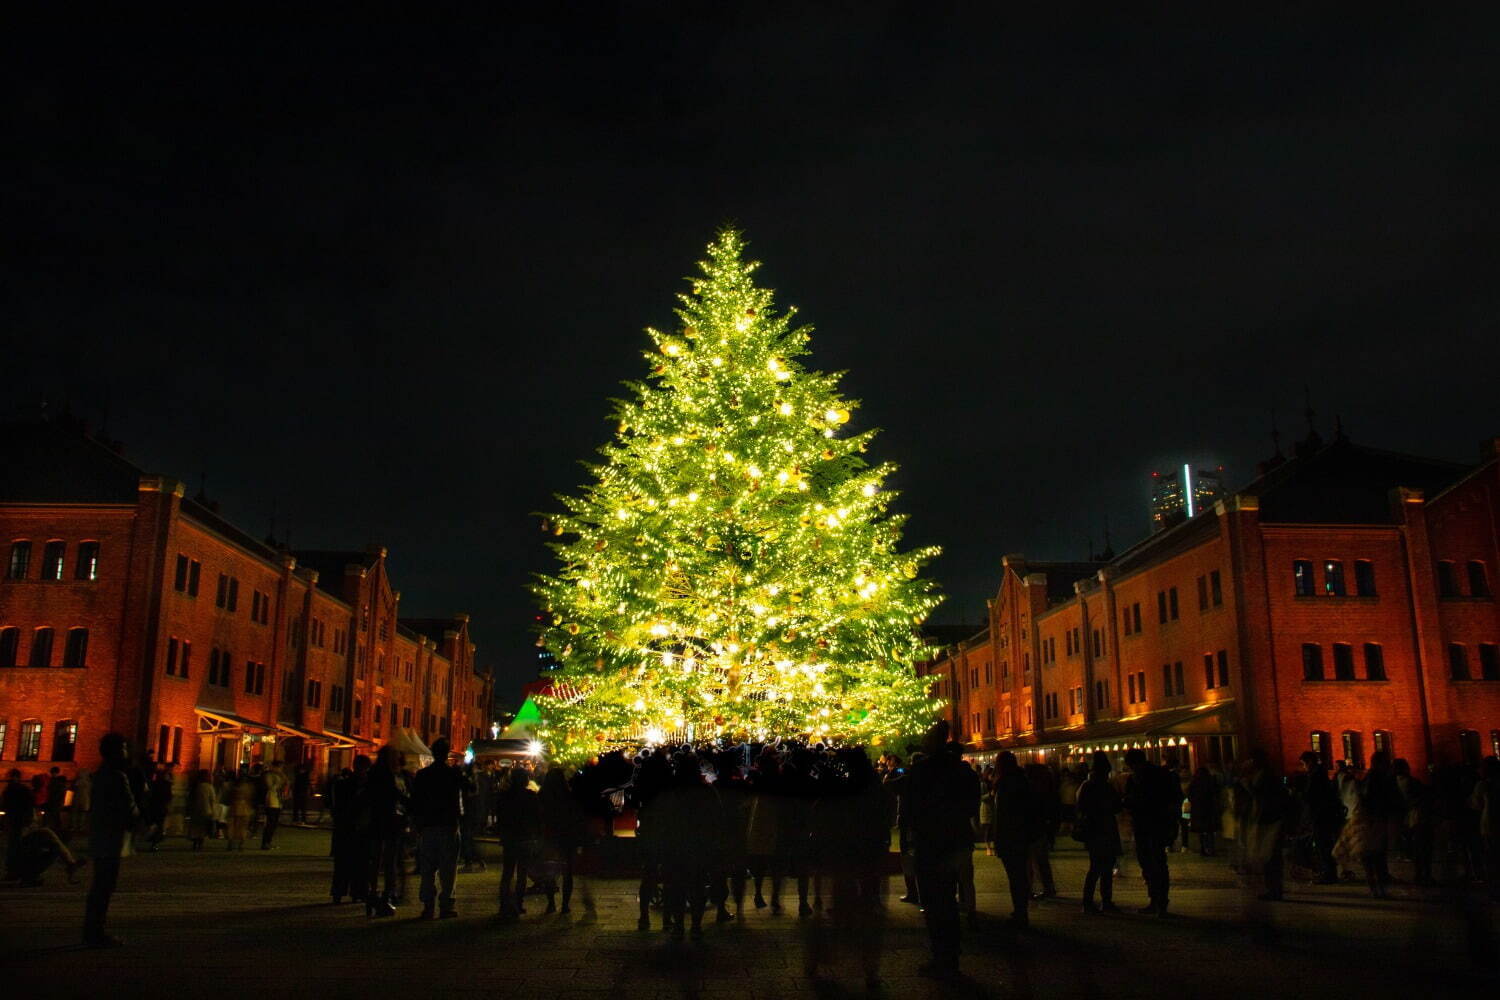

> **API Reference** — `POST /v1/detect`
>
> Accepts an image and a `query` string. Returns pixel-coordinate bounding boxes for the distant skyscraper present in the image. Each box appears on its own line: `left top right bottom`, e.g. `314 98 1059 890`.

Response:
1151 464 1225 531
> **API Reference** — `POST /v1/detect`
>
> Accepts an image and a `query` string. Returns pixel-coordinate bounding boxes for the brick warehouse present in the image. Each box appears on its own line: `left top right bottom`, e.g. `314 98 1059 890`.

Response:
917 431 1500 775
0 418 493 777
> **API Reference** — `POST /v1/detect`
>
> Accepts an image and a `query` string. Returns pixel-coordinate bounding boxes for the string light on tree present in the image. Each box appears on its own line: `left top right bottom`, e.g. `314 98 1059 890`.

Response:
532 230 942 760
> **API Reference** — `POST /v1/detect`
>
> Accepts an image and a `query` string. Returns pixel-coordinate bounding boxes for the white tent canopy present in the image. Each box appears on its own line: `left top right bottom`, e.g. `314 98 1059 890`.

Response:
386 727 433 767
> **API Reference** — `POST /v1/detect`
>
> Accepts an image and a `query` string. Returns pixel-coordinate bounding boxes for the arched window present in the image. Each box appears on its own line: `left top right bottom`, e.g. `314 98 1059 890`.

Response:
29 627 54 668
75 541 100 581
41 541 66 581
1372 730 1394 759
1341 730 1364 769
7 541 31 580
1309 730 1331 767
52 720 77 762
63 628 89 668
0 627 18 668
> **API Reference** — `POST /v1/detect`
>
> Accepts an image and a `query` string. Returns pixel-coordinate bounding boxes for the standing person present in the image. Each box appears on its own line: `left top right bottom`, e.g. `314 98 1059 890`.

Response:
410 738 467 920
146 766 172 850
261 761 287 849
655 751 725 940
540 766 586 914
186 770 217 851
883 755 920 903
1075 752 1123 913
1239 750 1290 901
990 752 1038 928
45 767 69 831
496 764 542 918
745 746 784 911
292 764 310 825
1188 767 1221 857
1123 748 1182 916
1468 757 1500 901
362 746 406 917
1296 752 1342 883
906 721 978 981
329 759 367 904
82 732 139 949
1025 762 1059 901
226 768 255 851
71 767 93 834
4 769 36 879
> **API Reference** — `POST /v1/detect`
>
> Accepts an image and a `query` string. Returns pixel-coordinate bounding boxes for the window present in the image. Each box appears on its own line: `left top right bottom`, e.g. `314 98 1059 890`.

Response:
1363 643 1387 681
75 541 100 581
1174 661 1184 696
1197 576 1208 611
157 725 170 763
245 660 265 695
169 638 192 679
1354 560 1376 597
166 637 180 676
1333 643 1355 681
180 639 191 679
0 721 7 758
1480 644 1499 681
171 727 182 764
374 704 383 725
1469 561 1491 598
402 706 412 727
1210 570 1223 606
1158 591 1168 623
1162 663 1172 697
1449 644 1470 680
227 577 239 612
1122 608 1132 636
1137 671 1147 702
1437 561 1458 598
0 627 18 667
354 699 362 720
307 681 322 708
1341 731 1364 769
1373 730 1393 758
41 541 66 581
209 646 230 687
1168 587 1179 620
1216 649 1229 687
29 627 53 667
1132 603 1142 632
1323 560 1345 597
188 559 200 596
1128 673 1136 702
8 541 32 579
63 627 88 668
1309 730 1331 767
52 720 77 761
216 573 228 608
1293 559 1315 596
1302 643 1324 681
1093 629 1104 657
175 554 189 590
18 720 42 761
1204 652 1216 689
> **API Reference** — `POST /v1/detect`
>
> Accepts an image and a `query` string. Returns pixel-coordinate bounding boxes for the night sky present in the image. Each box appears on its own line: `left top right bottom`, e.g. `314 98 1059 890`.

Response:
10 10 1499 701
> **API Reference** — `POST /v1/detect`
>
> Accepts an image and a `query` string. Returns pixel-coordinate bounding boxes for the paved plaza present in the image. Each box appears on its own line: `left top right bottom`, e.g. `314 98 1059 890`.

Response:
3 827 1495 998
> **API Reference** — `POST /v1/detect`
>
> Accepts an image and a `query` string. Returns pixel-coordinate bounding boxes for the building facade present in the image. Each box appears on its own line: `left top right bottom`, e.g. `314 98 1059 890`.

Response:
919 434 1500 775
0 419 493 777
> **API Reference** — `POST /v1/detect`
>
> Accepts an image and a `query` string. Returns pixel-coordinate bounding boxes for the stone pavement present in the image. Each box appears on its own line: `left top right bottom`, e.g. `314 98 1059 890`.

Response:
2 827 1495 998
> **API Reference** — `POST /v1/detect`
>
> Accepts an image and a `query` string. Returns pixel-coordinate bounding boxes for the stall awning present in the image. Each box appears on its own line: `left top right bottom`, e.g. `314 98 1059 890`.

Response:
321 730 367 751
195 708 275 736
965 701 1236 757
275 722 331 745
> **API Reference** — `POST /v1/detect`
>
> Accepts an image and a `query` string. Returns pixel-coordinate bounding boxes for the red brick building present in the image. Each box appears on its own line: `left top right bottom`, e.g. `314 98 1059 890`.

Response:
0 419 493 777
918 433 1500 774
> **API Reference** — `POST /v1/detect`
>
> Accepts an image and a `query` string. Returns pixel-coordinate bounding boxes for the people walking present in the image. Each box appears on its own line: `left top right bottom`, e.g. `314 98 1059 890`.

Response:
410 738 467 920
539 765 586 914
496 764 541 919
1239 750 1290 901
362 746 407 917
3 768 36 880
907 721 978 980
1076 751 1123 913
226 768 255 851
990 752 1038 928
260 761 287 849
1123 748 1182 916
329 758 367 904
186 770 217 851
83 732 139 949
1187 766 1221 856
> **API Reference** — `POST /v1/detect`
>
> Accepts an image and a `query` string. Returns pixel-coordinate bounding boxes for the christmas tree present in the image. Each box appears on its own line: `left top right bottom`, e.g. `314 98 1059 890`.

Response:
533 230 941 760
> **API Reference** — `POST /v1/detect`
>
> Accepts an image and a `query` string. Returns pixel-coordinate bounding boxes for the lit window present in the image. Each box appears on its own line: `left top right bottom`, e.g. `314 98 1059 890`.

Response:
41 541 66 581
17 720 42 761
1293 560 1315 596
75 542 100 581
1324 560 1346 597
8 541 32 580
52 720 77 761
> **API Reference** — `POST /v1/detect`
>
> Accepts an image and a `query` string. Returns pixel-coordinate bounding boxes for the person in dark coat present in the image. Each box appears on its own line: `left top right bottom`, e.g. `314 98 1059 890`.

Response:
82 732 139 948
990 752 1040 927
3 768 36 880
1123 748 1183 916
1025 762 1059 900
292 763 311 824
906 721 978 980
1295 751 1343 883
496 765 542 918
655 751 726 940
1076 751 1123 913
411 737 469 919
361 746 407 916
329 759 367 903
1187 766 1221 856
539 765 587 914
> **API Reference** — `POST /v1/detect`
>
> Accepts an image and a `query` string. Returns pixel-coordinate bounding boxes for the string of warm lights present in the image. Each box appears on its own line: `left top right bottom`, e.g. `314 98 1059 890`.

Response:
532 230 942 761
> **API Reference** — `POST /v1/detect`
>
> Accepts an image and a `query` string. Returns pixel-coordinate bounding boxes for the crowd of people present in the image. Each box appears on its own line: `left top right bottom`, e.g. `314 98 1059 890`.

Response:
3 724 1498 975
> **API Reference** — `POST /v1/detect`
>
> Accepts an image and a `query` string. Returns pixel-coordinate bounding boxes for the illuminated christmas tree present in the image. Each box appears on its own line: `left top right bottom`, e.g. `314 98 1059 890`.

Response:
533 230 941 759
